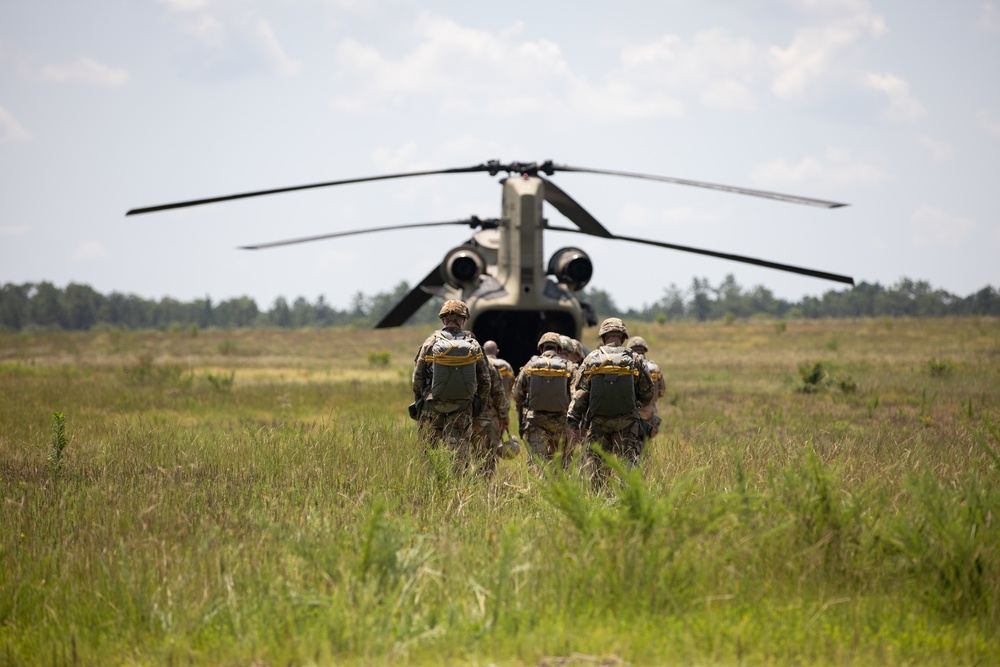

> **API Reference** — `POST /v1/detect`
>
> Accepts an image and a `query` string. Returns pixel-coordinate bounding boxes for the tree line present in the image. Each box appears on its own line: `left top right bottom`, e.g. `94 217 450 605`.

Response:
1 276 997 333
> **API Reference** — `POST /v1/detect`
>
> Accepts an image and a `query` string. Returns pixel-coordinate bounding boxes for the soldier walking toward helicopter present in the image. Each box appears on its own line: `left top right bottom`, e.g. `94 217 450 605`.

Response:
626 336 667 438
513 332 574 466
568 318 654 485
411 300 492 474
482 340 518 459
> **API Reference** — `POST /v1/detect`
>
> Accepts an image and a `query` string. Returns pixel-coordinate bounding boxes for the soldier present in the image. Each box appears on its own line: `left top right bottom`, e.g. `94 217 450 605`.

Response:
482 340 518 459
626 336 667 438
567 317 654 484
513 332 573 465
411 299 492 474
482 340 515 400
471 358 510 475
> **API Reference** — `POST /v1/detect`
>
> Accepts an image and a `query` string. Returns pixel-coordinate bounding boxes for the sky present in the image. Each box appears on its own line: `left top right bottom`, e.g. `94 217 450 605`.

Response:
2 0 999 312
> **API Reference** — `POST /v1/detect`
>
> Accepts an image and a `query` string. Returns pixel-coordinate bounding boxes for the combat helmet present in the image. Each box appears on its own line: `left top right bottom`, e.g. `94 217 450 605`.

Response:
627 336 649 353
537 331 562 351
558 335 574 355
438 299 470 321
597 317 628 340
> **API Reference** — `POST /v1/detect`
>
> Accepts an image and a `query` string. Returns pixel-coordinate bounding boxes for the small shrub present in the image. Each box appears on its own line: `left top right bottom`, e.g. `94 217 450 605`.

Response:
926 358 954 377
217 340 238 355
205 370 235 391
798 361 829 393
837 375 858 394
775 320 787 335
47 411 68 473
367 350 391 366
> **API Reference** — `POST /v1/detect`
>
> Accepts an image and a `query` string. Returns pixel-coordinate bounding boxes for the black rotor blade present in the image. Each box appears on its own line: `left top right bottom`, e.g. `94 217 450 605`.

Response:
240 217 492 250
552 164 848 209
126 164 496 216
547 225 854 285
374 264 448 329
539 177 614 238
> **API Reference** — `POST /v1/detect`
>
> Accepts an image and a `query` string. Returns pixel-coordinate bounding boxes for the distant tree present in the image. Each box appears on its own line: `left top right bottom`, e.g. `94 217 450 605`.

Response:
64 283 103 330
0 283 31 331
30 282 69 329
270 297 292 327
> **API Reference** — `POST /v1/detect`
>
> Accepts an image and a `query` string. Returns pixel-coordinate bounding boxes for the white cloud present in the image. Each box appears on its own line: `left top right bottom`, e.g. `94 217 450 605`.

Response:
39 57 129 87
917 135 955 162
768 2 885 102
910 204 975 248
1 223 29 237
331 14 578 117
616 203 721 234
978 109 1000 138
157 0 207 11
71 241 108 263
0 106 31 142
979 2 1000 33
748 148 889 190
253 18 301 76
179 13 226 49
864 71 925 122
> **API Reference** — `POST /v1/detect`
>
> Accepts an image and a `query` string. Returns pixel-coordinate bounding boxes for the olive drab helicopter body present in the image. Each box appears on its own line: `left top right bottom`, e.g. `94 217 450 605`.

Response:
127 159 854 371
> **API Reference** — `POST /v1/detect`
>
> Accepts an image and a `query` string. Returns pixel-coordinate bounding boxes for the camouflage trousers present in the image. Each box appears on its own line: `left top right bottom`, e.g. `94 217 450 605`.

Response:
523 412 573 465
581 418 651 486
470 414 501 477
418 406 496 476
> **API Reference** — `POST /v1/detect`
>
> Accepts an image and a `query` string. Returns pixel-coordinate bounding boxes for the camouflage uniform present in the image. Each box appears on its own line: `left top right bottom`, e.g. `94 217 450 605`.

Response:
514 332 569 462
412 303 492 474
471 361 510 475
488 354 515 401
568 319 654 484
628 336 667 437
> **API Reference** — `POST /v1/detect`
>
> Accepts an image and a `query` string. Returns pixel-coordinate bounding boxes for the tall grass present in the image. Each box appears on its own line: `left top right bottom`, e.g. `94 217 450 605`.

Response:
2 318 999 665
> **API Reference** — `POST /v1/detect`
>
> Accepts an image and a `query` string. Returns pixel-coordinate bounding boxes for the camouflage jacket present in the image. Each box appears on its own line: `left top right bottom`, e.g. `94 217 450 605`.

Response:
512 349 571 420
567 344 654 432
639 356 668 420
482 362 510 424
488 355 516 399
412 326 491 413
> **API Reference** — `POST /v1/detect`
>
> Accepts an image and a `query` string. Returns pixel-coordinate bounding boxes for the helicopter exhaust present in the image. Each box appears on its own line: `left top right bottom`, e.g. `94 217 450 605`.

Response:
441 245 487 290
547 247 593 292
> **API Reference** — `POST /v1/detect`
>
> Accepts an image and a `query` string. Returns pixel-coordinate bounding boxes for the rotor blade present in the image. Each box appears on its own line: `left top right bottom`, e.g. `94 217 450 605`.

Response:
539 176 614 238
374 264 448 329
553 164 848 209
239 218 490 250
547 225 855 285
126 164 495 216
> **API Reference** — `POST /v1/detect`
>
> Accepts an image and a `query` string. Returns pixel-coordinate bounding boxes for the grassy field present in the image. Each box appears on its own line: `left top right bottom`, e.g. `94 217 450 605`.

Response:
2 317 999 666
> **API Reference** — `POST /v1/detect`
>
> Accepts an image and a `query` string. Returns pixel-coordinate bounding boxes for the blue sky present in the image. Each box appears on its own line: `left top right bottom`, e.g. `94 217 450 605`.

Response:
2 0 998 311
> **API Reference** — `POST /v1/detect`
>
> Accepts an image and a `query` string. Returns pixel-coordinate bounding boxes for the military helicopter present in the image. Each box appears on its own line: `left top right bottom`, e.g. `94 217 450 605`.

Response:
127 159 853 370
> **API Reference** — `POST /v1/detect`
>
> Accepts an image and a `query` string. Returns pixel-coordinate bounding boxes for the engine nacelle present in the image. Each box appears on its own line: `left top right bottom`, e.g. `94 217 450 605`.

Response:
547 247 593 292
441 245 487 290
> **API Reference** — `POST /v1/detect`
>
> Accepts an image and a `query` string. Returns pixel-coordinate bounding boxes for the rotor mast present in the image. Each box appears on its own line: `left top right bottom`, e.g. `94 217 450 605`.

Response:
498 175 546 296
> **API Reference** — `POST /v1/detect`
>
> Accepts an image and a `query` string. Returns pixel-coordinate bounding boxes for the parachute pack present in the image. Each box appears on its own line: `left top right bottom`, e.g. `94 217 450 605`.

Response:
522 355 572 413
583 346 639 417
426 331 482 402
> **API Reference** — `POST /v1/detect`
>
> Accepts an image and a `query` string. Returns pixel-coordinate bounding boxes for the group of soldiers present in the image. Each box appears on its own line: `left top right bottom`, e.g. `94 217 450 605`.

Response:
410 299 667 482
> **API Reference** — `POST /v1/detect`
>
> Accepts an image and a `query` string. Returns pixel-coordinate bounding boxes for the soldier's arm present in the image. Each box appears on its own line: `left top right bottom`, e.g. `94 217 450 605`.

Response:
657 374 667 399
636 364 655 408
567 373 591 423
475 354 492 402
412 338 432 399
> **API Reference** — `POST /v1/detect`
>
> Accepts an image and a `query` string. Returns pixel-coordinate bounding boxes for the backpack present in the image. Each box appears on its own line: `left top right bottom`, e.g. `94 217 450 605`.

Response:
426 331 482 401
522 355 572 412
583 346 639 417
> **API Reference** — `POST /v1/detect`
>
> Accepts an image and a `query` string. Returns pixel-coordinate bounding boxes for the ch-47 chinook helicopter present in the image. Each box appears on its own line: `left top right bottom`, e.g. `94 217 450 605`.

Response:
127 159 854 370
